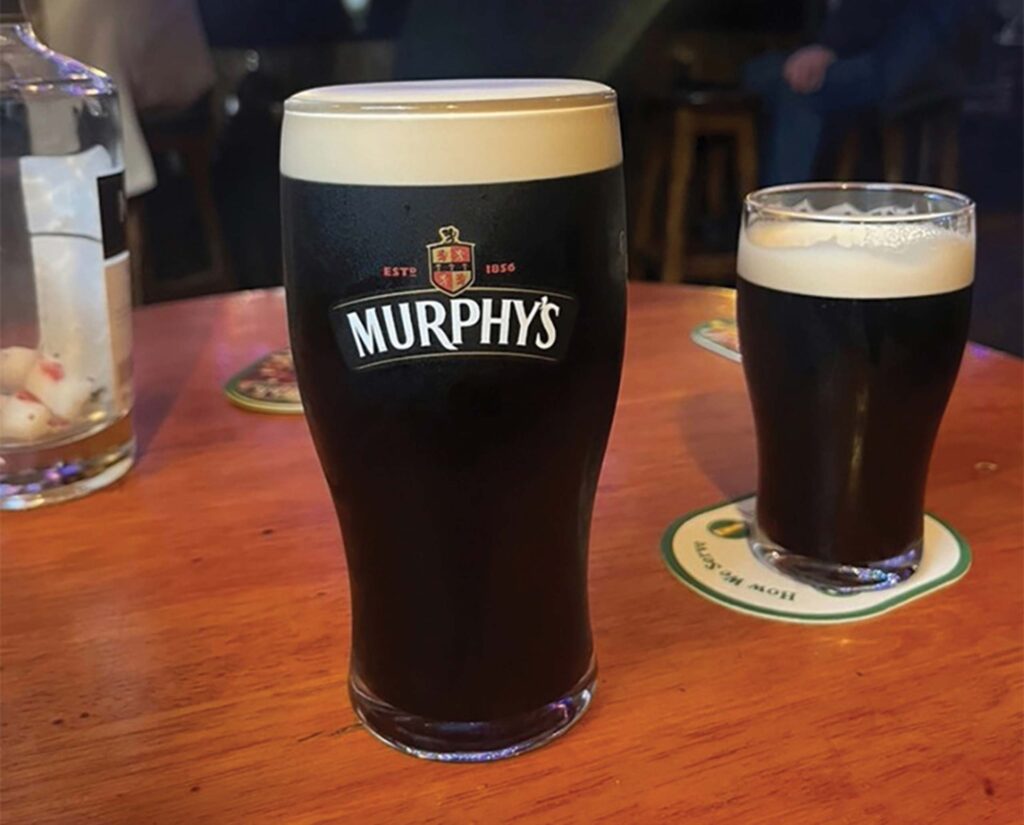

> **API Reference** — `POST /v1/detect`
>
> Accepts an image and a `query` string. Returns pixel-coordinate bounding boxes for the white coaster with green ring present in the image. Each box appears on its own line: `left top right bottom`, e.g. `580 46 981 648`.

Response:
661 495 971 624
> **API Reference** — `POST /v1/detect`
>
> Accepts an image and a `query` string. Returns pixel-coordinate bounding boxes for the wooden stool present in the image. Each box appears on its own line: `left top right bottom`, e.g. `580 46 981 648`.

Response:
136 98 234 304
633 90 758 285
883 102 960 189
833 101 961 189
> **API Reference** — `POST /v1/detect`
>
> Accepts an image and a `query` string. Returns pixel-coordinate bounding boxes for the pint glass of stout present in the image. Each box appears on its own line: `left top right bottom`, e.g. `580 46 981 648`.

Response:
737 183 974 594
281 80 626 760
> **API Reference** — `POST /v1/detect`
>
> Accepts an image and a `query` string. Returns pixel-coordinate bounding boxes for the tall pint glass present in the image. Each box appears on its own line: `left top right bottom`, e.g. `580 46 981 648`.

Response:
281 80 626 760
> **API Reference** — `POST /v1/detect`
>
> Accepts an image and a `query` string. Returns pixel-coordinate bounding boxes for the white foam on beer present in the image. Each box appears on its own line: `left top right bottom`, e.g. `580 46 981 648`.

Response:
281 79 622 185
738 219 974 299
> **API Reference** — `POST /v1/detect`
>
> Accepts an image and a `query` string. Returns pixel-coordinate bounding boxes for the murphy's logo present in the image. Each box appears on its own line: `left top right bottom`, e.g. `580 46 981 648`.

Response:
427 226 475 296
330 226 577 371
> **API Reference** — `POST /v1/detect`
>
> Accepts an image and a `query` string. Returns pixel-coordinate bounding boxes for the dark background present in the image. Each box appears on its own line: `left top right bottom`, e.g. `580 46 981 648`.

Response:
131 0 1020 354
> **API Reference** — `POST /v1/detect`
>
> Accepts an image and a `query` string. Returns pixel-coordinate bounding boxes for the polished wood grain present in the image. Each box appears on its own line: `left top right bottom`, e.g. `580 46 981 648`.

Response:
2 285 1021 824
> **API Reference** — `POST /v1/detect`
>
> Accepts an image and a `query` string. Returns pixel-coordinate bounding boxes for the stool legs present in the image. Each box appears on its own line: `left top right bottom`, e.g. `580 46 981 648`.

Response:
706 142 729 218
663 110 695 284
647 106 758 284
883 124 907 183
735 115 758 209
633 113 670 274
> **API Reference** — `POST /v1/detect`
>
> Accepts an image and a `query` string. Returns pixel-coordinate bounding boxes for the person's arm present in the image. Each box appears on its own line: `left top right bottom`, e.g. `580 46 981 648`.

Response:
783 0 910 94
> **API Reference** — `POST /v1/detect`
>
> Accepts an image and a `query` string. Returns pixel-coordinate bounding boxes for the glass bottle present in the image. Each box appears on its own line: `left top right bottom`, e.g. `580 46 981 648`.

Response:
0 0 134 509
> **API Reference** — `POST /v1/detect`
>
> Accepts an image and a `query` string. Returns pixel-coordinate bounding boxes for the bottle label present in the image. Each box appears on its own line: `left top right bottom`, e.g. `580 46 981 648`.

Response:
283 168 624 374
98 171 132 409
98 171 127 259
331 224 578 371
5 150 132 447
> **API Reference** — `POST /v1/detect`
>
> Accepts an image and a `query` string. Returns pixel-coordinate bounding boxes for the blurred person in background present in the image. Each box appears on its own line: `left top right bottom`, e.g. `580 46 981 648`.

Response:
32 0 215 198
744 0 983 185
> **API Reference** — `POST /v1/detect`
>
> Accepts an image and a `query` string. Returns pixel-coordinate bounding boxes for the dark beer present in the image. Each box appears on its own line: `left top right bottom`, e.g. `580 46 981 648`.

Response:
739 279 971 562
281 80 626 759
737 192 974 592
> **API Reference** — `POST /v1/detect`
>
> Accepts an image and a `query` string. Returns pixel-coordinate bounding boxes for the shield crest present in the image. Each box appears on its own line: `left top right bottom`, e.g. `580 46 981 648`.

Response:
427 226 475 296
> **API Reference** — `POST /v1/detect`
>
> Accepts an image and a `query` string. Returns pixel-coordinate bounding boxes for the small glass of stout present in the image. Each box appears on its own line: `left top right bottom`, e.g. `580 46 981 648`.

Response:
736 183 974 594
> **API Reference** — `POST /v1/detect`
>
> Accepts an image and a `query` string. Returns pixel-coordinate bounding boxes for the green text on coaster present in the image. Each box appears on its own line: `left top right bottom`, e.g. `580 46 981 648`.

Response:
661 496 970 624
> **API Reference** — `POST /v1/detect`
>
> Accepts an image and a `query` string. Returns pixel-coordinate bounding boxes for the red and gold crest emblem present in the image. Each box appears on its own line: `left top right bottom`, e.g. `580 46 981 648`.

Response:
427 226 475 296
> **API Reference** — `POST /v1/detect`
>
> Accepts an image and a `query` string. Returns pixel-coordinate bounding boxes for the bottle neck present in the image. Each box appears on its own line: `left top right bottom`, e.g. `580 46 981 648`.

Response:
0 21 39 49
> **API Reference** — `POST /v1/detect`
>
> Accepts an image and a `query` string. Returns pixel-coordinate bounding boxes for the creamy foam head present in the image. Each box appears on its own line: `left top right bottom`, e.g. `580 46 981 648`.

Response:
281 79 622 186
738 219 975 299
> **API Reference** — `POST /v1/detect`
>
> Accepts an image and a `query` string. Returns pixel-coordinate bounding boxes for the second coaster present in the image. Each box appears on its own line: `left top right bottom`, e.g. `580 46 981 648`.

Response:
224 349 303 415
661 496 970 624
691 319 740 363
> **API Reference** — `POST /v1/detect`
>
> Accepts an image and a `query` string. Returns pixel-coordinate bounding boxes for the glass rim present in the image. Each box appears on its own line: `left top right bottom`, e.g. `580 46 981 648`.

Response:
284 79 617 117
745 182 975 224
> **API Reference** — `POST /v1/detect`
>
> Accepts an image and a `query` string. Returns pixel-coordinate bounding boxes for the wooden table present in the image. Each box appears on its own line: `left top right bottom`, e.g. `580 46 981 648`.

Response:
3 285 1021 824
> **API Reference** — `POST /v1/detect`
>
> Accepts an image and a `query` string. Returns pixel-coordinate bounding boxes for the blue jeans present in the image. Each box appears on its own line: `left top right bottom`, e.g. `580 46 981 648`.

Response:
743 51 880 186
744 0 970 185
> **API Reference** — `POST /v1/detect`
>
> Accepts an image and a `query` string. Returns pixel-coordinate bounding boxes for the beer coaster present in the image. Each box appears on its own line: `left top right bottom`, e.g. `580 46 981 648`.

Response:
661 496 970 624
223 349 303 415
691 319 741 363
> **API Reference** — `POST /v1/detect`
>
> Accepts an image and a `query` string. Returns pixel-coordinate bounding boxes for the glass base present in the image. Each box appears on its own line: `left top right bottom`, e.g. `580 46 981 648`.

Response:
349 659 596 762
752 524 922 595
0 436 135 511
